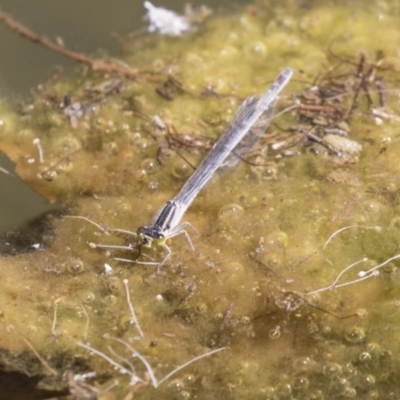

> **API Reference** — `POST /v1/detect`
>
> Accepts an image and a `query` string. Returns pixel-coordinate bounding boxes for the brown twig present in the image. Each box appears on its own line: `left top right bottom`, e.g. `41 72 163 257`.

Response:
0 7 161 82
6 325 58 376
295 103 342 114
288 292 359 319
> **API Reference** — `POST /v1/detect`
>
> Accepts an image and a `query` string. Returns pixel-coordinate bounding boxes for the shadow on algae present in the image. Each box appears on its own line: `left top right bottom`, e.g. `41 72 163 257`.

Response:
2 1 400 399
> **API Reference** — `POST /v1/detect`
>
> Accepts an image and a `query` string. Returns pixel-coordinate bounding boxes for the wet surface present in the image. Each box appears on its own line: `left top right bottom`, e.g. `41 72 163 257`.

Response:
0 0 233 94
0 370 68 400
1 1 400 399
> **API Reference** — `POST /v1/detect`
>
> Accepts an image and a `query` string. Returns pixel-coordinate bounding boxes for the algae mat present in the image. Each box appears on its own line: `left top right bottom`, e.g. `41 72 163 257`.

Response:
1 1 400 399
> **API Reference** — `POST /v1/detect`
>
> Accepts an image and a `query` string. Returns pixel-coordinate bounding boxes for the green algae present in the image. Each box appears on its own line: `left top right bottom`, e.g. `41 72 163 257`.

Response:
2 1 400 399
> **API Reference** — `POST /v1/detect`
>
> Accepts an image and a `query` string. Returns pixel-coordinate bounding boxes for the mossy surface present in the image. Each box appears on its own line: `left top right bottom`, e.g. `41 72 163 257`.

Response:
1 1 400 399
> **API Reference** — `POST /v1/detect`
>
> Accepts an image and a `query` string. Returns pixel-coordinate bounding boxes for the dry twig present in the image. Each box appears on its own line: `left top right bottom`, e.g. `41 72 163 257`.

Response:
0 8 161 82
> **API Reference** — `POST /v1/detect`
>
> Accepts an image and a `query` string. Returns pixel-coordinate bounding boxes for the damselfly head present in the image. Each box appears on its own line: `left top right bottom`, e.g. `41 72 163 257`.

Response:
137 225 165 248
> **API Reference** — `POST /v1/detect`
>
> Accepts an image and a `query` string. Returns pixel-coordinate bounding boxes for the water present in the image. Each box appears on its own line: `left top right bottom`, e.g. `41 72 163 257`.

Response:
0 0 241 233
0 0 236 94
1 1 400 399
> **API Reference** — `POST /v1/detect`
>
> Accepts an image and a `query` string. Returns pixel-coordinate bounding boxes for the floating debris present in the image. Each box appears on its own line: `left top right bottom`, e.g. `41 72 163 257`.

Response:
62 98 86 129
143 1 191 36
323 134 363 158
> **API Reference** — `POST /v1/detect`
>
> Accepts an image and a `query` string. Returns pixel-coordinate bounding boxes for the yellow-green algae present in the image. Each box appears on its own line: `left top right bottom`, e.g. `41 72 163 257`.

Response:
2 1 400 399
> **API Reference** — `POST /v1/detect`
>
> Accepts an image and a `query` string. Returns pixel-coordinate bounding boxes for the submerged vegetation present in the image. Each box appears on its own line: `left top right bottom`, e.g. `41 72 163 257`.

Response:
1 1 400 399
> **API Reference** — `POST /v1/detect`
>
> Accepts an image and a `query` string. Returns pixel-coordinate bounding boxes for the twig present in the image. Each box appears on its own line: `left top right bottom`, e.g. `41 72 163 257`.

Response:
6 325 58 376
287 291 358 319
0 7 161 82
38 147 84 180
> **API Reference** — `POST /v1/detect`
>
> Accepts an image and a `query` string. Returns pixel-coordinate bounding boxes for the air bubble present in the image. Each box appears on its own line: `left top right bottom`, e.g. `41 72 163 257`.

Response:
141 158 157 174
41 169 57 181
108 277 121 292
128 132 142 143
362 200 385 218
106 142 119 156
341 387 357 398
54 136 81 152
359 351 372 362
338 378 350 388
136 139 151 152
293 376 309 391
366 390 379 399
214 313 223 321
182 374 195 385
359 374 376 389
276 383 292 397
307 389 324 400
177 390 191 400
148 181 159 190
260 163 278 180
294 357 315 372
218 203 244 223
83 292 95 304
171 159 192 179
366 342 381 356
194 303 208 313
269 328 281 340
261 386 275 399
103 295 118 306
323 362 342 377
119 314 136 329
167 378 185 393
27 325 37 335
345 326 366 343
245 41 268 57
67 259 84 274
306 293 321 307
134 169 147 182
343 363 356 377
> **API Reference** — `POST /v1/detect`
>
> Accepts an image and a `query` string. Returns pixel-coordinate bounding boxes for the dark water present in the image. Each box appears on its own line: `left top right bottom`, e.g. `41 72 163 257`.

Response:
0 0 237 94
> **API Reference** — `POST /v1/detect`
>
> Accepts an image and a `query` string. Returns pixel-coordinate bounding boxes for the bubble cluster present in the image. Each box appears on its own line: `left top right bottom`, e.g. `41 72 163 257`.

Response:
2 1 400 399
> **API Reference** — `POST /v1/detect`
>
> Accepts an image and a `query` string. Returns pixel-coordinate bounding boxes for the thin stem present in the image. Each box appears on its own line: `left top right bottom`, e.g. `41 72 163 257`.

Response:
123 279 144 339
0 7 161 82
